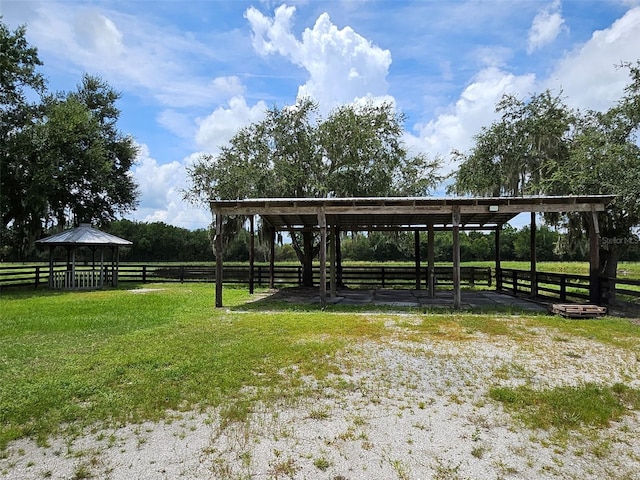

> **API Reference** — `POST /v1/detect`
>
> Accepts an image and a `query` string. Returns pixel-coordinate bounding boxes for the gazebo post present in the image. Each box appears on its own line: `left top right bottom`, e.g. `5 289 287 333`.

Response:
249 215 255 295
48 245 54 288
414 230 421 290
100 247 105 288
530 212 537 298
215 212 224 308
72 247 77 289
428 223 435 298
336 228 343 288
115 246 120 287
330 225 337 297
318 207 327 308
451 206 462 309
452 207 461 309
495 225 502 291
269 226 275 289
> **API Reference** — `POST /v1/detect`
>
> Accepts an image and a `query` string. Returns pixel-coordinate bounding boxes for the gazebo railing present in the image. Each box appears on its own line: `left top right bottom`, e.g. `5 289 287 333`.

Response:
50 268 114 289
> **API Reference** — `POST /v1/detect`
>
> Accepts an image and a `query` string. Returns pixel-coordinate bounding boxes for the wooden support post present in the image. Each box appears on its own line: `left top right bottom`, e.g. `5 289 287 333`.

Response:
318 208 327 308
589 210 601 304
249 215 255 294
100 247 105 287
269 227 275 289
452 207 461 309
414 230 421 290
330 225 337 297
495 225 502 291
71 248 76 289
48 246 54 288
336 228 343 288
214 212 223 308
530 212 537 298
428 223 435 298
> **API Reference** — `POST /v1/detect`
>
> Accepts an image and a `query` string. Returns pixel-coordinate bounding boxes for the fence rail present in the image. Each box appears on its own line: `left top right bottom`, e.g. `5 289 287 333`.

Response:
3 264 637 311
497 268 640 310
1 263 491 290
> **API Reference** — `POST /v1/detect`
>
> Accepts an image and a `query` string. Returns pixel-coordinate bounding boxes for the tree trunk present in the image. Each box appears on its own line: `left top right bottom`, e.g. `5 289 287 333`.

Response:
600 247 619 301
289 231 316 287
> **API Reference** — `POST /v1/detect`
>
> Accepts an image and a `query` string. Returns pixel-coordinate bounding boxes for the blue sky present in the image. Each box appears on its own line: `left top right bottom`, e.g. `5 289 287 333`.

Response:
2 0 640 230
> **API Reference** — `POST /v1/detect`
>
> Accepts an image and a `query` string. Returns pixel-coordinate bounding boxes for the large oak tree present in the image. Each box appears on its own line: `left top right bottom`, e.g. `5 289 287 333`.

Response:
450 63 640 279
186 97 441 285
1 20 138 259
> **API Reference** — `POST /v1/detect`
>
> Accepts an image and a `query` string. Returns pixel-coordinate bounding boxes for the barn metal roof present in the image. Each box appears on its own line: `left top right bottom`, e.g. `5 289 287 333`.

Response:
210 195 614 231
35 223 132 246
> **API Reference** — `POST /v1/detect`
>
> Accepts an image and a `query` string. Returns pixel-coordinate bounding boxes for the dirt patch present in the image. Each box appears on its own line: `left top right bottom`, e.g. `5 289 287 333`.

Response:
2 317 639 479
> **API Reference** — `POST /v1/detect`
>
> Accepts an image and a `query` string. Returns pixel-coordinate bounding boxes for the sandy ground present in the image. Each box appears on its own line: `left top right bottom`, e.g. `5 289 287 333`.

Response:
2 316 640 480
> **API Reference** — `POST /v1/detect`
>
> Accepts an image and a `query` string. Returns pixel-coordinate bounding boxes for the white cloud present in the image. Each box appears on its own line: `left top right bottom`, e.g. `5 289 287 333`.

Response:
195 96 268 153
130 145 210 229
246 4 392 110
545 6 640 112
527 0 567 53
411 6 640 176
25 1 238 109
73 10 125 58
411 67 536 172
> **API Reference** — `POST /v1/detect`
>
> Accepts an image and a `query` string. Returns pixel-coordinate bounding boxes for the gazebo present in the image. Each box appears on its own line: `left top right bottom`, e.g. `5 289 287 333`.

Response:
35 223 132 289
210 195 614 308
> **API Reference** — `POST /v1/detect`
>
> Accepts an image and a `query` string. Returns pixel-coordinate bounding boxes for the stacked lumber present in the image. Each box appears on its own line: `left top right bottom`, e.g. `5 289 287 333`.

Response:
551 304 607 318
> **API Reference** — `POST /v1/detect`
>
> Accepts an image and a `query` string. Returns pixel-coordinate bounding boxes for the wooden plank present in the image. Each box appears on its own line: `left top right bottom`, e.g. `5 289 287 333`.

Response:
551 304 607 318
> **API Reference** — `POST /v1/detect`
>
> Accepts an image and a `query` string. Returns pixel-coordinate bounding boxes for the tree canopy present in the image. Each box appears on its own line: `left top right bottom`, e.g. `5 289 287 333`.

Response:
1 20 139 259
187 98 440 201
450 62 640 277
186 97 441 285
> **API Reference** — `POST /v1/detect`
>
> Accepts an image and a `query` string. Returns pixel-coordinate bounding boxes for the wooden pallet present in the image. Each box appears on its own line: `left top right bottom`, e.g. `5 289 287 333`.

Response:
551 304 607 318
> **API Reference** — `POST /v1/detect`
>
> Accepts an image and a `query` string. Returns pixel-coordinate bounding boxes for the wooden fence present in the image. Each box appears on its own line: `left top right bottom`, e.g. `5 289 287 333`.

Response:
497 268 640 310
1 264 490 290
3 264 637 311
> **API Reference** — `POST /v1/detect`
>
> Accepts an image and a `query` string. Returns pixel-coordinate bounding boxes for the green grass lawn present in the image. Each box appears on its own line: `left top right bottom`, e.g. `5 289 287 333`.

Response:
0 284 386 449
1 283 639 452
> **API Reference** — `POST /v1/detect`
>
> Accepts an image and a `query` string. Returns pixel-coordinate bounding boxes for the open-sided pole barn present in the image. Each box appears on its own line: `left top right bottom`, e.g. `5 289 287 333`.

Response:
210 196 613 308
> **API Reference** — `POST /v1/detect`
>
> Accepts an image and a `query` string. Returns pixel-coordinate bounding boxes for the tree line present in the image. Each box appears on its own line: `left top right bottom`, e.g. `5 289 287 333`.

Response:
103 220 631 264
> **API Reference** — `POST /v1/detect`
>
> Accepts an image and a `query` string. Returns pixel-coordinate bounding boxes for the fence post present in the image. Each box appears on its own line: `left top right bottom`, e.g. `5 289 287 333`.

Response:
470 268 475 287
560 275 566 301
142 265 147 283
381 266 386 288
35 266 40 288
180 266 185 283
513 271 518 296
298 266 302 286
487 268 492 287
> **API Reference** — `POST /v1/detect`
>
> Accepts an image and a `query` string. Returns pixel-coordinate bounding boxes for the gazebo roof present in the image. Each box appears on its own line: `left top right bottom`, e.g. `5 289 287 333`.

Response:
36 223 132 247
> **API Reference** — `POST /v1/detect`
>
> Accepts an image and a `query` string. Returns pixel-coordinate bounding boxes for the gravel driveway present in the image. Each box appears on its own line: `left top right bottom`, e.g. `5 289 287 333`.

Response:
2 315 639 480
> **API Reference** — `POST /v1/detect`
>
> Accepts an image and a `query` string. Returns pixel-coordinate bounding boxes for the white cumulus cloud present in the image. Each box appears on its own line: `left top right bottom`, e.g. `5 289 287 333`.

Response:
411 67 536 173
130 145 210 229
545 6 640 112
246 4 392 110
195 96 269 153
527 0 567 53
